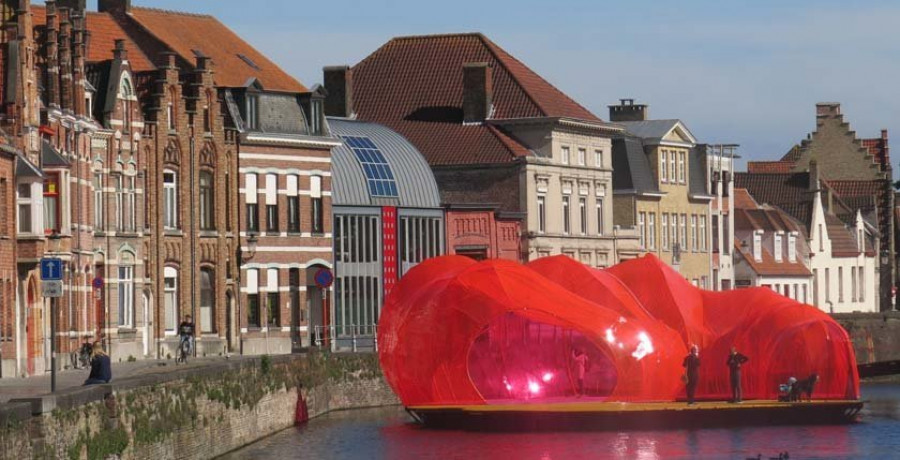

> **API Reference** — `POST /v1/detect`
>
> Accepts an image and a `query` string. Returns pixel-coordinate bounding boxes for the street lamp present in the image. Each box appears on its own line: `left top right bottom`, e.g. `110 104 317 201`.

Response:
47 230 62 393
236 233 258 355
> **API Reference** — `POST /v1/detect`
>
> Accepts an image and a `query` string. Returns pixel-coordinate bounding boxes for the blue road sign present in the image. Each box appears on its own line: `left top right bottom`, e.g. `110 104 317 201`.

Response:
40 258 64 281
314 268 334 289
92 276 104 290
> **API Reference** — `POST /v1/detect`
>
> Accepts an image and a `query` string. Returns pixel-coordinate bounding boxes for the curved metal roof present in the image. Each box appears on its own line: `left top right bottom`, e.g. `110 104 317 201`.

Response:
328 117 441 208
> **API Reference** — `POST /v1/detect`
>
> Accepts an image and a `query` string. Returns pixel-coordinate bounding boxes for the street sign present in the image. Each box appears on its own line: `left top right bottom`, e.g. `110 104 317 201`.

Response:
92 276 104 290
42 280 63 298
314 268 334 289
40 258 63 281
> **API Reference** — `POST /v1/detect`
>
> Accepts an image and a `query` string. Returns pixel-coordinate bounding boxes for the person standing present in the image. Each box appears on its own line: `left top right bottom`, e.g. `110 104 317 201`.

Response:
178 315 196 356
726 347 749 403
572 348 588 397
682 345 700 405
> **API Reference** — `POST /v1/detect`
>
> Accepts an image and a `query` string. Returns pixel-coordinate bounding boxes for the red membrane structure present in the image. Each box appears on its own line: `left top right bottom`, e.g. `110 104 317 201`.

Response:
378 255 859 407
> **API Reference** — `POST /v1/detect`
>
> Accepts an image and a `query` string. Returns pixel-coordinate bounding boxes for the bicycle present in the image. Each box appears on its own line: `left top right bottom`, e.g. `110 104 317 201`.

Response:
70 342 92 370
176 337 192 364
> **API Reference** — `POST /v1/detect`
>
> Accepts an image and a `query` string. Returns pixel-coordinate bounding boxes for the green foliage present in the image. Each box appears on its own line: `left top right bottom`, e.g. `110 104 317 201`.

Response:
127 355 137 362
67 426 128 460
260 355 272 374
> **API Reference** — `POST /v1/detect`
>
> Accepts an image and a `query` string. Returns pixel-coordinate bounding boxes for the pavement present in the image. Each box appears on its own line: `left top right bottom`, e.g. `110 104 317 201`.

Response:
0 356 233 403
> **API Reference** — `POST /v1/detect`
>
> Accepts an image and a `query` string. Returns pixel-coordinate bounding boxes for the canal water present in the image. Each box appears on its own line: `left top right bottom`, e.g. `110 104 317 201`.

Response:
222 384 900 459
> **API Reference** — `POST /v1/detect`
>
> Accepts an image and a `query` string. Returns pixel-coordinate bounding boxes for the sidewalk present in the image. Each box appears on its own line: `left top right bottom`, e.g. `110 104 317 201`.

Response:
0 356 233 403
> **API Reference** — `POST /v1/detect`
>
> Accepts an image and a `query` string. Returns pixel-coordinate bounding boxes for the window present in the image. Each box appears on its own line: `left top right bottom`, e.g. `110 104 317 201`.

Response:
859 266 865 302
699 216 707 251
678 152 686 183
774 233 783 262
245 93 259 130
18 183 33 233
838 267 844 302
341 136 399 197
93 173 103 230
579 197 587 234
577 148 586 166
164 267 178 332
290 268 302 323
265 174 278 234
753 232 762 261
661 214 669 250
114 175 123 231
594 149 603 168
43 173 60 234
648 213 656 250
311 175 324 234
691 215 698 251
167 102 175 131
200 268 215 333
118 265 134 328
813 269 819 306
537 195 546 233
803 284 808 304
126 176 136 232
679 213 687 250
199 171 214 230
670 214 677 252
310 99 323 135
562 196 570 234
818 224 824 251
561 146 570 165
247 268 260 328
595 198 603 235
266 268 279 327
825 268 831 303
670 152 676 185
287 175 300 233
660 151 668 183
163 170 177 230
638 212 646 248
245 173 258 233
851 266 857 302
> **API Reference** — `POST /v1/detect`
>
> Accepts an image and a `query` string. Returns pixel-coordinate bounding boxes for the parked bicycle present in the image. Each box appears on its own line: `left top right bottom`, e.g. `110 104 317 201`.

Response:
70 342 93 370
176 337 192 364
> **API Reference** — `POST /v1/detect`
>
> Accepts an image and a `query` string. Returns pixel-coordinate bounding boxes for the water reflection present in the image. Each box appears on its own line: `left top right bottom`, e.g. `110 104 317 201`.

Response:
223 384 900 460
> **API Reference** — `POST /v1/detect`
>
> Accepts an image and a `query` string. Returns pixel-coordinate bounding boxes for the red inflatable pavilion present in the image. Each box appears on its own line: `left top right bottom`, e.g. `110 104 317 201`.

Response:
378 255 860 407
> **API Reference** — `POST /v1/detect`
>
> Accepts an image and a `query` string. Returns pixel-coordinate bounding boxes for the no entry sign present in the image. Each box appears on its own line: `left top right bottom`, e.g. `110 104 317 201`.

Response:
314 268 334 289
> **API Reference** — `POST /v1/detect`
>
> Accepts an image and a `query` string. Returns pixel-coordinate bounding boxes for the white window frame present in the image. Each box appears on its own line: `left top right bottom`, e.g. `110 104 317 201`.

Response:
648 213 656 250
594 149 603 168
577 148 586 166
638 212 646 248
679 213 687 250
678 151 686 183
537 195 546 234
562 195 571 235
595 198 603 236
579 197 587 235
661 214 669 250
753 231 762 261
93 172 103 230
699 216 707 251
164 267 178 333
691 214 698 251
561 146 570 165
115 175 124 231
660 150 668 183
788 233 797 262
774 232 783 262
669 152 677 185
118 265 134 328
163 170 178 230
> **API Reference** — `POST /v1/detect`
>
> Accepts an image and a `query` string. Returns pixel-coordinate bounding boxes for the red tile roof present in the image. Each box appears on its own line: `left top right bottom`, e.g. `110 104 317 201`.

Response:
352 33 600 165
861 134 889 167
128 7 305 92
733 188 759 209
32 6 305 93
826 180 884 197
825 213 862 257
734 242 812 277
32 6 156 72
780 145 803 162
746 161 795 174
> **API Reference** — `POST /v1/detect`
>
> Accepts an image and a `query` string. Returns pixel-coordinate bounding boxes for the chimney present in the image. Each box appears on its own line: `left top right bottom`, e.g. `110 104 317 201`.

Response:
113 39 127 60
462 62 492 123
323 65 353 118
609 99 648 122
98 0 130 14
57 0 86 12
816 102 841 118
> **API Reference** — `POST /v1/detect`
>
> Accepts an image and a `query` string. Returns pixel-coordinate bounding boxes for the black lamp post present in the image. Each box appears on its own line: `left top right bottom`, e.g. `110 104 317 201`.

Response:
236 233 258 355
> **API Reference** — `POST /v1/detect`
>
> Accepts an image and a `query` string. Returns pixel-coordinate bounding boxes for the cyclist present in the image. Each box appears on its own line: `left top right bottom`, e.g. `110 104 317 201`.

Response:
178 314 196 359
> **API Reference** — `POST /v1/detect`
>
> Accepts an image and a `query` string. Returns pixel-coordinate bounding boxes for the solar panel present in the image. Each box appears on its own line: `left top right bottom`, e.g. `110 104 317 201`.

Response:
341 135 399 198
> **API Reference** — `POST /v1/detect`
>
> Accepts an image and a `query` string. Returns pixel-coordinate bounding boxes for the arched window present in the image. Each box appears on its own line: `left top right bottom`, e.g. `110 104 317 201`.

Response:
163 169 178 230
200 268 215 333
199 171 215 230
164 266 178 332
311 175 323 234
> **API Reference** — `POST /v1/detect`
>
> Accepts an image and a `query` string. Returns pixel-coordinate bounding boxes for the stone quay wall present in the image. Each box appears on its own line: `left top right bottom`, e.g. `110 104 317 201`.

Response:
835 312 900 364
0 353 399 460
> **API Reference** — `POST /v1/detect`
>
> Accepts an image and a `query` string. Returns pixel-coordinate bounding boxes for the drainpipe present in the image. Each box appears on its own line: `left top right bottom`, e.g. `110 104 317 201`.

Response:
190 134 196 356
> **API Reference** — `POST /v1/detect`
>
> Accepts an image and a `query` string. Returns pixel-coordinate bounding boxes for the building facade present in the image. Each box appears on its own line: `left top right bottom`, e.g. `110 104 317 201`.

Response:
445 205 522 263
328 34 640 267
609 101 714 287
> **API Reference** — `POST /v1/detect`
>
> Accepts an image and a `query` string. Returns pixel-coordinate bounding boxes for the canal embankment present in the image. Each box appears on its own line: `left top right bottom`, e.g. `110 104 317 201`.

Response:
0 352 398 460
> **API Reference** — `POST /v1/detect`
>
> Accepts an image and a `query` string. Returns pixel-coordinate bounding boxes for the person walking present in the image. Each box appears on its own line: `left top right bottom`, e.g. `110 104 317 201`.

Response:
682 345 700 405
726 346 749 403
572 348 588 397
83 342 111 385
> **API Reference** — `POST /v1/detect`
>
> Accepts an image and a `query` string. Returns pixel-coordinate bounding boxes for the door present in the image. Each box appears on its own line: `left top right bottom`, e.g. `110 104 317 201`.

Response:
26 280 39 376
142 292 151 357
307 286 323 346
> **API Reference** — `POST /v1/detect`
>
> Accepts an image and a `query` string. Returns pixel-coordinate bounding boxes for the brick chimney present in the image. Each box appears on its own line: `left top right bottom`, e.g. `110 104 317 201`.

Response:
609 99 648 122
113 38 126 60
323 65 353 118
816 102 841 118
462 62 492 123
98 0 130 13
57 0 86 11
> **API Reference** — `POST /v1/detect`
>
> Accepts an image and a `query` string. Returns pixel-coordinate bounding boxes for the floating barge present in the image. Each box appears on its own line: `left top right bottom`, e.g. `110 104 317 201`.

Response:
407 400 864 431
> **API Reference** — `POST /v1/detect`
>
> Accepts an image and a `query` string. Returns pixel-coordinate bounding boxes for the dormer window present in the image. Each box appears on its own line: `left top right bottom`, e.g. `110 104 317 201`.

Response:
774 232 783 262
245 94 259 131
310 98 323 135
753 231 762 262
788 232 797 262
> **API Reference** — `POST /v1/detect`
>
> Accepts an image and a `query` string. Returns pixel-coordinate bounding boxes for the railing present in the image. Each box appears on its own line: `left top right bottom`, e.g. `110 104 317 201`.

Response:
313 324 378 352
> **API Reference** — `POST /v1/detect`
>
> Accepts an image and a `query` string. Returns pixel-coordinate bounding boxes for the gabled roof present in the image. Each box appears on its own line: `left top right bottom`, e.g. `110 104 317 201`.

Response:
611 136 659 194
16 154 42 178
351 33 602 166
827 180 884 197
746 161 795 174
734 242 812 277
328 117 441 209
617 120 697 145
733 188 759 210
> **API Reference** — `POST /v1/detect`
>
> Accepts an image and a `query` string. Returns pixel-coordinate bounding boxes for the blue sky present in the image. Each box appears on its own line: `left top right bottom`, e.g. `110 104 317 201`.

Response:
50 1 900 169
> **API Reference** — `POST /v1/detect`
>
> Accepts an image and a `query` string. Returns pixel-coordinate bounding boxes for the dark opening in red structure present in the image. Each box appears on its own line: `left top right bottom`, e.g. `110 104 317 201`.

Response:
378 255 859 407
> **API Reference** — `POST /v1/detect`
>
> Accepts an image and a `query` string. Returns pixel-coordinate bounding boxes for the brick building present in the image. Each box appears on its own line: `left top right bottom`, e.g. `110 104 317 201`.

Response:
444 205 522 263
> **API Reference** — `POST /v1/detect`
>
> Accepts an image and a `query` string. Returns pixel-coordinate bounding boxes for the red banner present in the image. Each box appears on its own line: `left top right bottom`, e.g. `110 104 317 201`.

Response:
382 207 398 297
